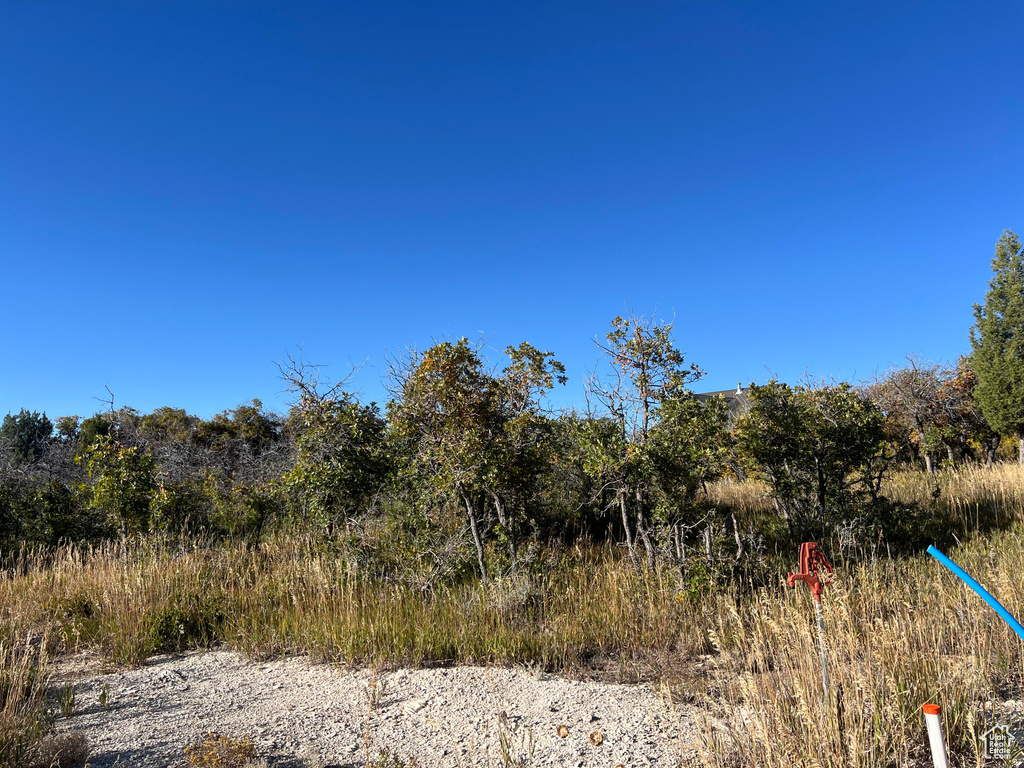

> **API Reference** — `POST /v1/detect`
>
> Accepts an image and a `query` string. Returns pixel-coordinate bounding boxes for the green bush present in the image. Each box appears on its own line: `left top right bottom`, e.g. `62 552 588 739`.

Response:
147 590 226 652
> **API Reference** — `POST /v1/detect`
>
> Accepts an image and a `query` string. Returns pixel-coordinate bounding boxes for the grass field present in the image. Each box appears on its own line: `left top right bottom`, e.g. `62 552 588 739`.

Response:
3 463 1024 767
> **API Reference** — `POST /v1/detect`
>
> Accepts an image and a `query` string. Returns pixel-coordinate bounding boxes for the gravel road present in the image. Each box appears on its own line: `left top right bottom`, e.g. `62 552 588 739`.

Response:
52 651 702 768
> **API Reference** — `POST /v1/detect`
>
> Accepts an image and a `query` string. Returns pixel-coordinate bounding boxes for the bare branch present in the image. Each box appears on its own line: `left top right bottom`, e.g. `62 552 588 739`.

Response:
276 347 363 411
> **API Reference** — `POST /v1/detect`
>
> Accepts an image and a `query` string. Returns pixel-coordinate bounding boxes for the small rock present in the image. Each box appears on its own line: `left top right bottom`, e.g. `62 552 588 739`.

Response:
403 698 427 714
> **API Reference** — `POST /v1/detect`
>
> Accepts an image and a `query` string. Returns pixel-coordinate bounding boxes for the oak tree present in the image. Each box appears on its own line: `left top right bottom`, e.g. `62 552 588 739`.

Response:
388 338 564 579
735 381 886 541
581 313 709 566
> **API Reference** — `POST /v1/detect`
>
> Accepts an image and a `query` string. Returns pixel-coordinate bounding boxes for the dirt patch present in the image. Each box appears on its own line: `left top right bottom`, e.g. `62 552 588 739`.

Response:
51 650 704 767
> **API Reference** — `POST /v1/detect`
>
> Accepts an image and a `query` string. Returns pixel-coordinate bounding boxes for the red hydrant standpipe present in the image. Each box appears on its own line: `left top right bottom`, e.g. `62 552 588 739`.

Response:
787 542 833 698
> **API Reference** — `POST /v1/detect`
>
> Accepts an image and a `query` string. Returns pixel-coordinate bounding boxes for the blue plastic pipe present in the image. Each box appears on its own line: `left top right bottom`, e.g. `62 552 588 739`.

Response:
927 545 1024 643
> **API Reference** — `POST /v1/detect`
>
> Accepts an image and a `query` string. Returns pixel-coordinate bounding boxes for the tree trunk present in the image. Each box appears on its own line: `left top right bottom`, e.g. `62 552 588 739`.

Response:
773 496 794 541
462 491 488 581
815 456 827 538
619 490 637 567
1018 432 1024 465
728 448 747 482
727 512 744 564
945 443 956 466
635 487 656 568
915 427 933 473
490 492 516 561
986 436 999 466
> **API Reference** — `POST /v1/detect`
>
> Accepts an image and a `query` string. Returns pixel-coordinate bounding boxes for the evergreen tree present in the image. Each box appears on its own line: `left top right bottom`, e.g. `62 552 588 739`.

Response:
0 410 53 464
970 229 1024 463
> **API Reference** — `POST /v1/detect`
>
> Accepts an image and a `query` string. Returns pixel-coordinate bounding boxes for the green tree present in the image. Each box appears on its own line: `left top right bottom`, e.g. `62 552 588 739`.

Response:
0 479 32 550
388 339 500 579
735 381 886 542
54 415 80 442
483 342 566 561
140 407 200 446
282 398 389 531
933 357 999 466
140 407 204 484
388 338 564 579
650 392 732 546
516 412 588 542
580 313 711 566
80 435 157 534
198 400 282 456
0 410 53 464
970 229 1024 463
77 407 141 454
30 481 96 546
277 355 388 533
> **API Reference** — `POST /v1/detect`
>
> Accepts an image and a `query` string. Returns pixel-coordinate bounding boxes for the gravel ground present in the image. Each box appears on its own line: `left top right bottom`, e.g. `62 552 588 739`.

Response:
52 651 703 768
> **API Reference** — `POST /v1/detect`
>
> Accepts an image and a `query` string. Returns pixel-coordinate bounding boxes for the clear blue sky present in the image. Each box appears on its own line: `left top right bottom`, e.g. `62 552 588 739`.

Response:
2 1 1022 420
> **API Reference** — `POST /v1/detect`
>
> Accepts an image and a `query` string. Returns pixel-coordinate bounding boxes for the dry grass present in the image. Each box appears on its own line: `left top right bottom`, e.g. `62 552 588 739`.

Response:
707 477 774 518
185 732 257 767
3 463 1024 767
0 630 57 767
886 462 1024 530
710 463 1024 531
696 463 1024 768
695 534 1024 767
0 537 712 671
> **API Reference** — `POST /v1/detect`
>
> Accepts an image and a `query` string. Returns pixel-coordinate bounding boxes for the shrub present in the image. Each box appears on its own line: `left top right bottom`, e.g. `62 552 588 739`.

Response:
147 590 226 653
184 733 256 767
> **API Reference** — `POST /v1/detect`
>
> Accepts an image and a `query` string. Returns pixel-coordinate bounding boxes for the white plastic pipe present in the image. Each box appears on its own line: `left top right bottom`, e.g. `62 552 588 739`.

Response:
923 704 948 768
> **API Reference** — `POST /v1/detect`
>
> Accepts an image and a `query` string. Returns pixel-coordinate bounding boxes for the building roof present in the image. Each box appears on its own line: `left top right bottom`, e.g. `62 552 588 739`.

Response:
694 384 750 420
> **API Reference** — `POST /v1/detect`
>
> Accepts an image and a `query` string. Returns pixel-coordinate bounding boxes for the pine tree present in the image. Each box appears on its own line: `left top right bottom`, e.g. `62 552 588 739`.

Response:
970 229 1024 463
0 410 53 464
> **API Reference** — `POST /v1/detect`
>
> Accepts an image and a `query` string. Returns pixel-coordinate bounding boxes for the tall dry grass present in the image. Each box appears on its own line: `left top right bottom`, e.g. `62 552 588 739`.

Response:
707 477 774 519
711 462 1024 525
0 536 712 670
0 630 53 766
698 534 1024 767
697 463 1024 768
2 462 1024 767
886 462 1024 531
